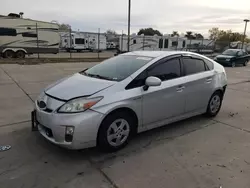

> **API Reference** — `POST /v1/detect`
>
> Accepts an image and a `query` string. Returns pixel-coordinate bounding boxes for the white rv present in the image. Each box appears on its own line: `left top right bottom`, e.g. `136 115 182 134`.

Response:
119 35 187 52
61 32 107 52
0 15 60 58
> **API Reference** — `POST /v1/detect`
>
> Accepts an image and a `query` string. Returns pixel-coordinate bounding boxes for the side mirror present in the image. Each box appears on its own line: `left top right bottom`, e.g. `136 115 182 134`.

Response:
143 76 162 91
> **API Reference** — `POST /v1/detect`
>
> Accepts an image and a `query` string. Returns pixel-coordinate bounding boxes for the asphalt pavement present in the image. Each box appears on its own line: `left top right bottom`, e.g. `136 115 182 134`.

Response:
1 62 250 188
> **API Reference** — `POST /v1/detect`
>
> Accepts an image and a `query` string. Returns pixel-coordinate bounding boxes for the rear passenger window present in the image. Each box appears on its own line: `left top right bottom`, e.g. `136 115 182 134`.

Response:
147 58 181 81
183 57 206 75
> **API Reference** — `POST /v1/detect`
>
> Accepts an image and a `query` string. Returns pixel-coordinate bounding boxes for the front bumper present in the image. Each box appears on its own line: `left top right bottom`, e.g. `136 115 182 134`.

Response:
33 101 104 150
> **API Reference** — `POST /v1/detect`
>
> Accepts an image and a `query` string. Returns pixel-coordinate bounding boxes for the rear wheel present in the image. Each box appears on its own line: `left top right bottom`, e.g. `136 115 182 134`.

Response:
16 51 25 59
97 111 135 152
206 91 223 117
3 50 15 58
243 60 248 66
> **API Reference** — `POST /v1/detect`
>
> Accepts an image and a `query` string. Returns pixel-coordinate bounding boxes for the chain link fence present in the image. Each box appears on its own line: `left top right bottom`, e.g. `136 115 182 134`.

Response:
2 24 250 61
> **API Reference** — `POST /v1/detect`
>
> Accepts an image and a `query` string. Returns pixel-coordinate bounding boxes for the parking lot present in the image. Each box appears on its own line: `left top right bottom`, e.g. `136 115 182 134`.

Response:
1 62 250 188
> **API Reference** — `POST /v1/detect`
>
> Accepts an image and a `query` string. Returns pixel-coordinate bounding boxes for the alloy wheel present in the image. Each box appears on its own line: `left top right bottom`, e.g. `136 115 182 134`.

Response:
107 119 130 147
209 95 221 114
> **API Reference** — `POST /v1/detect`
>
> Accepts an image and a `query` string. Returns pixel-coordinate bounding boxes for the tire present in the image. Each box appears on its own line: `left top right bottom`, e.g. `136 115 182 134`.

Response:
16 50 25 59
206 91 223 117
243 60 248 66
3 50 15 58
97 111 135 152
231 62 236 68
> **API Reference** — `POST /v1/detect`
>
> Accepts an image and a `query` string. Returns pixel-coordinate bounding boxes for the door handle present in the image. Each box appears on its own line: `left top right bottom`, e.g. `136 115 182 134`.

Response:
206 77 213 83
176 86 185 92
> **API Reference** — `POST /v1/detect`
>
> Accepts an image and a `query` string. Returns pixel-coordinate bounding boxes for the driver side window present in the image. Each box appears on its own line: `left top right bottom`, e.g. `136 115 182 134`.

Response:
125 57 181 90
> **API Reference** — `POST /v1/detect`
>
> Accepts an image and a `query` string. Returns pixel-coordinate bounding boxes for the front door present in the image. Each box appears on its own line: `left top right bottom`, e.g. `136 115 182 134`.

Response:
142 57 186 127
181 56 214 113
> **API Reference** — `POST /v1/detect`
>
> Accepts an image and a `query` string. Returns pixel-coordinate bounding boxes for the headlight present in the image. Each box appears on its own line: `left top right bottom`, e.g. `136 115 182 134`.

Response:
226 59 231 61
58 96 103 113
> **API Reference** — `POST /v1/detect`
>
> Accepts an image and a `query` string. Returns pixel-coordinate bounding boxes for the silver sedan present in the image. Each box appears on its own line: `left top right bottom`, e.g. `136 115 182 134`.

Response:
32 51 227 151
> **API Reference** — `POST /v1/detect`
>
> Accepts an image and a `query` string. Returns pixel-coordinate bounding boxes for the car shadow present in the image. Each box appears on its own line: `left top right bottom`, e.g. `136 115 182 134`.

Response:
83 114 215 167
20 114 215 167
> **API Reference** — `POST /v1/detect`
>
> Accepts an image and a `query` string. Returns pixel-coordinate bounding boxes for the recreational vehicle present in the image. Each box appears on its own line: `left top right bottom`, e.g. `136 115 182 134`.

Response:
118 35 187 52
61 32 107 52
0 15 60 58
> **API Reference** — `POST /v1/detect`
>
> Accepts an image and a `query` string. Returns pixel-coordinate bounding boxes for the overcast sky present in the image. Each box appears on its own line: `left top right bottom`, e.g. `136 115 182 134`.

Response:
1 0 250 36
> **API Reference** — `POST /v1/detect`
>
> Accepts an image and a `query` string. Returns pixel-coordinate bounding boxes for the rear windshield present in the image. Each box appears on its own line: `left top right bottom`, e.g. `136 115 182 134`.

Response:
82 55 152 81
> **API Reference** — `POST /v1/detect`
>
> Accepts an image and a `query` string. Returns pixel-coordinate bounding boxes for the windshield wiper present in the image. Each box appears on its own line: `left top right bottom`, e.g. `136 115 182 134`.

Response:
85 73 115 81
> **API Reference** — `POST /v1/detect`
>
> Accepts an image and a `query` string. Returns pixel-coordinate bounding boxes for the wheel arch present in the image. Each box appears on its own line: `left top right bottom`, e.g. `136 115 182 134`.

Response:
2 48 27 54
96 107 139 141
212 86 226 99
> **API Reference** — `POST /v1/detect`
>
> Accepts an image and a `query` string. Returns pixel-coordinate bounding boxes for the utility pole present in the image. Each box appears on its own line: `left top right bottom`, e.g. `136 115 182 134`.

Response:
127 0 131 52
242 19 249 49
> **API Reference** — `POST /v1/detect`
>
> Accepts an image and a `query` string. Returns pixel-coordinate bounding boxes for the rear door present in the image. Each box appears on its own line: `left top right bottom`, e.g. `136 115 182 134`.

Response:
181 55 215 113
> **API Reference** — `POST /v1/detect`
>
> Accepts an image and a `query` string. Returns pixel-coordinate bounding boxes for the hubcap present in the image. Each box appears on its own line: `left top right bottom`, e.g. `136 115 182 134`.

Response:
232 62 235 67
107 119 130 147
210 95 221 114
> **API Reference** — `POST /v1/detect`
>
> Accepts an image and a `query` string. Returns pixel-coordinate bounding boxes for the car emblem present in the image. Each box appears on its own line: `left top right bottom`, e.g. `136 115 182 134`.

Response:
39 101 47 109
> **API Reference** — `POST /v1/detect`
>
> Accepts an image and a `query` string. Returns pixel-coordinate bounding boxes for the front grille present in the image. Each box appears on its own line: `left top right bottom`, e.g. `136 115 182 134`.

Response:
217 58 226 61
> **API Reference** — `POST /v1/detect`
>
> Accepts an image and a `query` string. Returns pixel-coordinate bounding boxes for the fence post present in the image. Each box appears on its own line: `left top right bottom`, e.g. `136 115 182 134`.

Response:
98 28 100 59
176 36 178 50
36 23 40 59
142 35 145 50
189 39 192 51
201 38 204 54
69 28 72 58
121 31 123 52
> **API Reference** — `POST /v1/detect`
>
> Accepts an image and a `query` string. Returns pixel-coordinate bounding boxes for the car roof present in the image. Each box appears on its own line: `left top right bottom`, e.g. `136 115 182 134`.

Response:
123 51 182 58
122 51 203 58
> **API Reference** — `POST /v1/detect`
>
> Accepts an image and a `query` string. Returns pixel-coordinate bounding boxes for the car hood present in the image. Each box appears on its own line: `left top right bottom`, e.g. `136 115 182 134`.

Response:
216 55 234 59
45 73 115 100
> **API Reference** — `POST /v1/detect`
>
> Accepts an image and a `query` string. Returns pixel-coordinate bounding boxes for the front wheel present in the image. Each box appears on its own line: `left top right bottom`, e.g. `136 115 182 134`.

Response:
231 62 236 68
206 91 223 117
97 111 135 152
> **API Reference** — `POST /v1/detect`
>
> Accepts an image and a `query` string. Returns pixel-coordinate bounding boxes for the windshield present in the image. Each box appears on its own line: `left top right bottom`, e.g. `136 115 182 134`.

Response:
82 55 152 81
222 49 238 56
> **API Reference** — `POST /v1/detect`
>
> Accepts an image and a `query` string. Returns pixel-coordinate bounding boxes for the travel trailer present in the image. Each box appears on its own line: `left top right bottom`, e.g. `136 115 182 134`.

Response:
0 15 60 58
230 41 250 52
118 35 187 52
60 32 107 52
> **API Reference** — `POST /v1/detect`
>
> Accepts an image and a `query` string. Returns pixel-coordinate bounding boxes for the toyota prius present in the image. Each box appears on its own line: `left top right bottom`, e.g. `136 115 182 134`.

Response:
32 51 227 151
